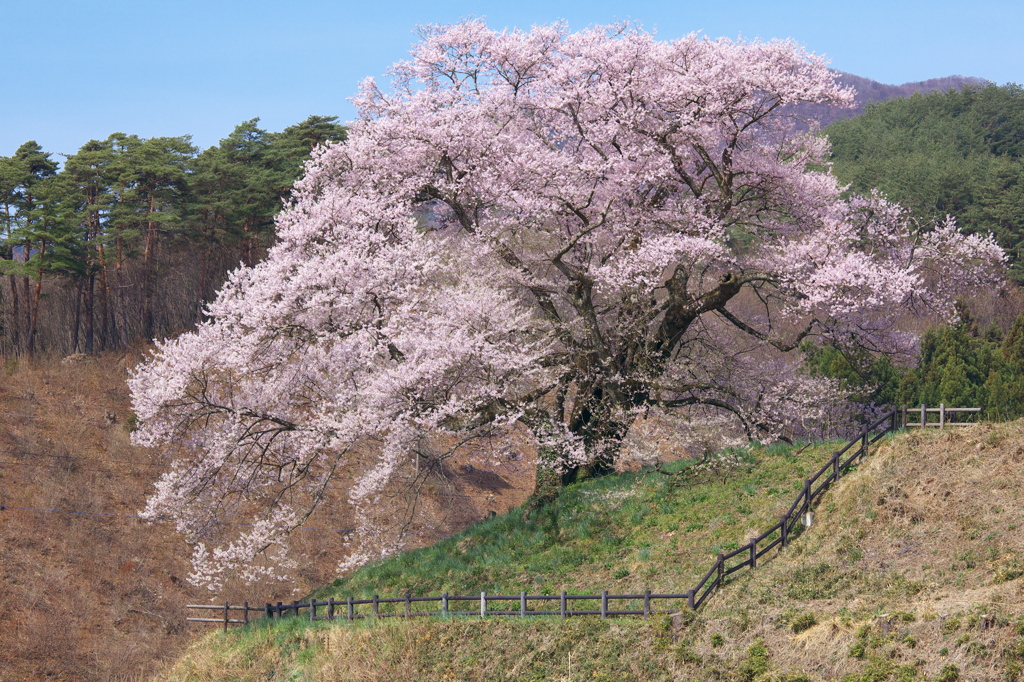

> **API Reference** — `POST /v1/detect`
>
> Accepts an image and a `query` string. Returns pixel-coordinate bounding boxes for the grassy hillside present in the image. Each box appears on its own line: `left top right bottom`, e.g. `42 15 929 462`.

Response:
158 422 1024 681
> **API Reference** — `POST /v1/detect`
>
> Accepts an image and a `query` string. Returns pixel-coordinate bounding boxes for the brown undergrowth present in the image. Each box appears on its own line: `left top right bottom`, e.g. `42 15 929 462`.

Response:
0 352 531 681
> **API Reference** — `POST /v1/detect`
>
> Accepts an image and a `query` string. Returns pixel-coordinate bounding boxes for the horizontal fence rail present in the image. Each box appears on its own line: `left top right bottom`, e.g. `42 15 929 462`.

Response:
188 591 691 630
189 406 977 631
902 404 980 428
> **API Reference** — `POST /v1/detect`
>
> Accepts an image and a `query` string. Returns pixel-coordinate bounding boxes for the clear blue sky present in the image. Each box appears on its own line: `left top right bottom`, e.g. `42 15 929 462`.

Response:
3 0 1022 159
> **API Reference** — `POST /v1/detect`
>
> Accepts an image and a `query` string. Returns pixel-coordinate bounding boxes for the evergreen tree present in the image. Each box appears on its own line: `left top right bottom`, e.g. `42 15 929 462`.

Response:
826 84 1024 280
897 310 1024 420
0 142 60 353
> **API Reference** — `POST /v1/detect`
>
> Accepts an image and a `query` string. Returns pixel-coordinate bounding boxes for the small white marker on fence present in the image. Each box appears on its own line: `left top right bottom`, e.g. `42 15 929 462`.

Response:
480 592 487 618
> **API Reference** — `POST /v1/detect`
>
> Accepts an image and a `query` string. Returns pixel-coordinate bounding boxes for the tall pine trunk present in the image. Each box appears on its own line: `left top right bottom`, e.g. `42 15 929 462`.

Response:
9 273 20 352
72 276 84 353
26 240 45 356
84 272 95 353
142 194 158 340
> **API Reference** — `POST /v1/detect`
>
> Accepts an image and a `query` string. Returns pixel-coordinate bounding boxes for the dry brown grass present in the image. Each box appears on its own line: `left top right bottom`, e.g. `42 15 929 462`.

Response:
0 352 533 681
685 421 1024 681
0 351 204 681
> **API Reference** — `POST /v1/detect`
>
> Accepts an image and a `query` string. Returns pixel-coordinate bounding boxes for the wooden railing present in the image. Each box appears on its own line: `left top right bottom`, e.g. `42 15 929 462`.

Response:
901 404 980 428
687 408 899 609
188 590 692 631
188 406 977 630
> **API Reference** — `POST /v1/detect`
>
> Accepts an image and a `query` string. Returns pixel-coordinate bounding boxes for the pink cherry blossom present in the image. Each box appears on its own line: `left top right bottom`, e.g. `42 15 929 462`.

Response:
130 21 1004 588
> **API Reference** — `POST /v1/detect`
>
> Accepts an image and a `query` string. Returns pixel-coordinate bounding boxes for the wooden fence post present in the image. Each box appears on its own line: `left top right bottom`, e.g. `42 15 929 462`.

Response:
717 554 725 586
780 514 789 548
940 403 946 428
266 603 273 619
749 539 757 569
480 592 487 618
560 591 567 619
832 451 840 482
921 403 927 428
442 592 449 616
373 595 379 617
328 598 335 621
292 601 299 618
643 590 651 619
861 427 868 459
803 479 811 510
347 597 354 621
520 591 527 617
687 589 695 610
277 601 283 619
223 601 229 633
243 601 249 626
405 594 411 618
601 591 608 620
309 598 316 622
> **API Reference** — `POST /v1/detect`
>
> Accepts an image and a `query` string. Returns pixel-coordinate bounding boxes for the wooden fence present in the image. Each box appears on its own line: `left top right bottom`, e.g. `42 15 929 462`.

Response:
187 590 691 632
901 404 980 429
188 406 974 631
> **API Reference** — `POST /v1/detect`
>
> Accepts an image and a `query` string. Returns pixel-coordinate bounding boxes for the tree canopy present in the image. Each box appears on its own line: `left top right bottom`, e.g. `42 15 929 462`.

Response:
128 21 1005 588
0 116 346 355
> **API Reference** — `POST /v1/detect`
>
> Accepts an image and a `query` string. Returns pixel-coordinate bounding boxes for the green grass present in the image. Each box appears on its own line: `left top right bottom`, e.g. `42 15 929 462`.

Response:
161 423 1024 682
312 439 844 611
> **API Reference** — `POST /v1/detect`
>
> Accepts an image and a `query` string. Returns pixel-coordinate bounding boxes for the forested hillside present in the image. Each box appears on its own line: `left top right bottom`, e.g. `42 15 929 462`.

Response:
826 84 1024 280
0 116 345 356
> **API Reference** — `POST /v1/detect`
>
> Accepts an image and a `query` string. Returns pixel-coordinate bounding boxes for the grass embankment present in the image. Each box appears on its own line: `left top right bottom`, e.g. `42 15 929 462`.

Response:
162 424 1024 681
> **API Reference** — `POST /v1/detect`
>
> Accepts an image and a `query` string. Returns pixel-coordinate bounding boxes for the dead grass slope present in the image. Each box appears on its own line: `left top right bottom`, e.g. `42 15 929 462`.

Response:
681 421 1024 682
0 352 213 681
0 353 532 681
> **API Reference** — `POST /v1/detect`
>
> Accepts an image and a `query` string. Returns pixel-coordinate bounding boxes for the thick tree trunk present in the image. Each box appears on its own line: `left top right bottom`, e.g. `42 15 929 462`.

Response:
21 273 30 348
241 216 257 268
142 194 158 340
115 235 128 347
97 243 113 349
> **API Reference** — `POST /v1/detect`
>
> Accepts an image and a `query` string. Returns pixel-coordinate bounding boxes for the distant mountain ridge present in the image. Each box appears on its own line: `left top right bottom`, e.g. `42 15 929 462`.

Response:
794 72 990 127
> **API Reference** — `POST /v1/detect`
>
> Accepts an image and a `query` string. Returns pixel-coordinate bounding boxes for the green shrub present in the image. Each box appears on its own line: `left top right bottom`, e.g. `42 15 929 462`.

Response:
740 639 770 681
941 617 962 634
791 612 818 634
